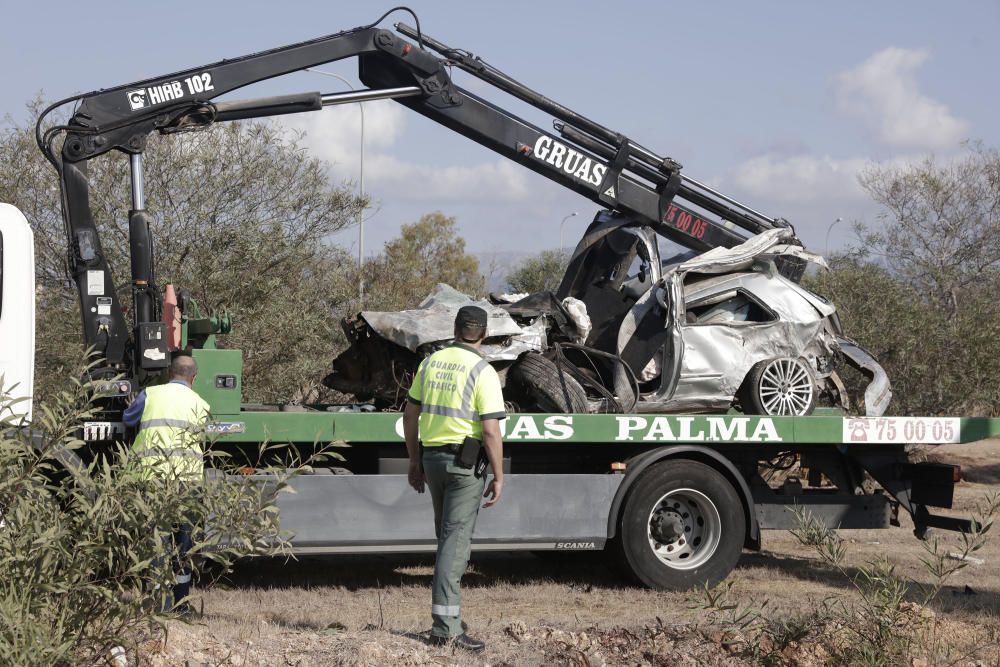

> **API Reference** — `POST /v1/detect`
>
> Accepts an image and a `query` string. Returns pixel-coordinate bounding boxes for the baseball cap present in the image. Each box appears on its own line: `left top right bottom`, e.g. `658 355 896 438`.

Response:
455 305 488 329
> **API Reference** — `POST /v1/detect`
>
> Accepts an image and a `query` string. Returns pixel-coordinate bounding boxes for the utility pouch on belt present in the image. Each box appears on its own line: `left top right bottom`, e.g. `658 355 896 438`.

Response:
456 436 482 469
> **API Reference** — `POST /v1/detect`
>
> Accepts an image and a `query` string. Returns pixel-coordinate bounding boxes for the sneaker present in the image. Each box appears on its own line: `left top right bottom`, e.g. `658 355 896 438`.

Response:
429 633 485 652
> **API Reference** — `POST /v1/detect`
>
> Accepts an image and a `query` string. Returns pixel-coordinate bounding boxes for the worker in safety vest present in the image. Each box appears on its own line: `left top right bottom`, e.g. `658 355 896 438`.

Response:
403 305 505 653
123 355 210 614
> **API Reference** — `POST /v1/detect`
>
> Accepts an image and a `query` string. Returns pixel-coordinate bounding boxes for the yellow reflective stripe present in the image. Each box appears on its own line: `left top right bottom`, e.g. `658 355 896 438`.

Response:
461 359 491 412
421 404 479 421
421 360 428 400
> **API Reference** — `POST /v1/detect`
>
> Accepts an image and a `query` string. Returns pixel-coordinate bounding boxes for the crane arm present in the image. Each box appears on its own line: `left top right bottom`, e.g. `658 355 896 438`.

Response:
38 11 794 375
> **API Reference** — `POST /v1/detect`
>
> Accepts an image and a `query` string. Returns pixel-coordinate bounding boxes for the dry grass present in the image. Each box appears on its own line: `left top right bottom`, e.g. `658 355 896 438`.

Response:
141 445 1000 666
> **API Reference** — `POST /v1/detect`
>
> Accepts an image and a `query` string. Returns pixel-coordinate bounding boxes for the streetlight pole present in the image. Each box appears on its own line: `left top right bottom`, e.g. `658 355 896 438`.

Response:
559 211 579 257
307 68 366 305
825 217 843 256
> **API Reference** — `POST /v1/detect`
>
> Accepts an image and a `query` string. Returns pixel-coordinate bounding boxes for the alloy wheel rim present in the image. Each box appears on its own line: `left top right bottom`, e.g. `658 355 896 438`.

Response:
758 358 814 415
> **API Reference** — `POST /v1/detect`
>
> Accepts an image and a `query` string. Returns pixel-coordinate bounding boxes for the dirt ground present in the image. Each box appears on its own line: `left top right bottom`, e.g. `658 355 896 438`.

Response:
143 441 1000 666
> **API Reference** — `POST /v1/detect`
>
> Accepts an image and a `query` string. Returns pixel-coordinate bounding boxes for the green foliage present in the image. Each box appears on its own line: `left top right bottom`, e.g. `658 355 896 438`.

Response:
791 498 998 665
804 144 1000 416
505 249 568 294
856 143 1000 316
0 364 319 666
695 497 1000 666
0 109 364 403
361 211 484 311
807 259 1000 415
2 103 488 407
690 579 831 666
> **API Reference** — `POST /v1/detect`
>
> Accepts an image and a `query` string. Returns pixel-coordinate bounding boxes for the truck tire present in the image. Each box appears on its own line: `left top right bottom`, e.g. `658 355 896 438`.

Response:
739 357 817 416
509 353 588 413
618 459 745 590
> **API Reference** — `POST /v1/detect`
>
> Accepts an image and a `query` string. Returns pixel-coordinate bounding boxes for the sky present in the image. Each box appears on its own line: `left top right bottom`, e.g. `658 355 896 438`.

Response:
2 0 998 263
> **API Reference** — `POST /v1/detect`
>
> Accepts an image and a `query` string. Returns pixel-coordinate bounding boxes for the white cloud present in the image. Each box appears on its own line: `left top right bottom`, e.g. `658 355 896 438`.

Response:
835 47 969 150
363 153 534 203
278 100 533 204
729 154 871 203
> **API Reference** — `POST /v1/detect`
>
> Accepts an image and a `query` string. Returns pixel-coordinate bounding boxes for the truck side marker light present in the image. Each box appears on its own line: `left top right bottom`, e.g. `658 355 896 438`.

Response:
611 462 626 472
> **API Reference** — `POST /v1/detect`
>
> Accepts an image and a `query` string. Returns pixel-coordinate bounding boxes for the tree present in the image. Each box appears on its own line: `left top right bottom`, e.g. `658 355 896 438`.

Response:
807 258 1000 416
505 249 567 293
362 212 484 311
856 143 1000 318
0 109 364 403
804 144 1000 415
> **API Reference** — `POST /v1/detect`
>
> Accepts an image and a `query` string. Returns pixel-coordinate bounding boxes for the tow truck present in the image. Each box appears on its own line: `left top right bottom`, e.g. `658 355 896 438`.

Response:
3 8 996 589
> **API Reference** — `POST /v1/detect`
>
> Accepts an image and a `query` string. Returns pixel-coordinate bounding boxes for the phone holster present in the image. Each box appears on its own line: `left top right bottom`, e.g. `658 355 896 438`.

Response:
455 436 482 469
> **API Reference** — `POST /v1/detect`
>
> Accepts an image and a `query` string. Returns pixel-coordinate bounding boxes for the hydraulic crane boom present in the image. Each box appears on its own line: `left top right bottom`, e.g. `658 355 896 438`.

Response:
389 23 786 240
37 9 795 377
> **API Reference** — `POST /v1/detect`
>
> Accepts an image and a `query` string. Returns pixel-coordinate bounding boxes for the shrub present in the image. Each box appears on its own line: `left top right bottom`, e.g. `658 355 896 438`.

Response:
693 495 999 666
0 368 323 666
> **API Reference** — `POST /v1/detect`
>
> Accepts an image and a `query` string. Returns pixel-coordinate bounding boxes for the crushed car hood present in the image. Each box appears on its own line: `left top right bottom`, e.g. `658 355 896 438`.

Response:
360 284 525 353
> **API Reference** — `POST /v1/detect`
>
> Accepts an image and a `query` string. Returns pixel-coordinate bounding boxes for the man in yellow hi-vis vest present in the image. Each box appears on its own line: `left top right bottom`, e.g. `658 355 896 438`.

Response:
124 355 210 614
403 305 505 653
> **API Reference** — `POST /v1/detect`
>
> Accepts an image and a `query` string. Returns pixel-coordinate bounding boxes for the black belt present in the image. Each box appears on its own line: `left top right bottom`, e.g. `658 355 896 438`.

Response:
425 443 461 454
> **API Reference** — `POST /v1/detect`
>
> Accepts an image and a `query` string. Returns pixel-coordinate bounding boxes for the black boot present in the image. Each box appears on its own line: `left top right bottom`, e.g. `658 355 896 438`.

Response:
429 633 485 652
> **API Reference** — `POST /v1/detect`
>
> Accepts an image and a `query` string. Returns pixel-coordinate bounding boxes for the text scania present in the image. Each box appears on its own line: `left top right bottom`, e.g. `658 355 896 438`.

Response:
615 416 783 443
532 136 607 187
126 73 215 111
555 542 597 550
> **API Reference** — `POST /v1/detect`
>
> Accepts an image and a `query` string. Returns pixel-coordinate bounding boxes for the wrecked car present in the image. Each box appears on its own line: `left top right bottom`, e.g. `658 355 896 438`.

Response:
325 215 890 417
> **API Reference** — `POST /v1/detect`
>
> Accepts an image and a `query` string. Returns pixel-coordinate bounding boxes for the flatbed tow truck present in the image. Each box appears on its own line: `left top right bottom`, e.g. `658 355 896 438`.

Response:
3 8 996 589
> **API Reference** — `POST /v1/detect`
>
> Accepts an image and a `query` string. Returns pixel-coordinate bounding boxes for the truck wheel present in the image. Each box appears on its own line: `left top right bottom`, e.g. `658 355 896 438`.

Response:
619 460 745 590
509 353 588 413
739 357 817 416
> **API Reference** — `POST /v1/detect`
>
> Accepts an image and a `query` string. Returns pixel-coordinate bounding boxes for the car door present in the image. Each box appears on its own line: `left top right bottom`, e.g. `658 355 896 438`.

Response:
669 280 781 411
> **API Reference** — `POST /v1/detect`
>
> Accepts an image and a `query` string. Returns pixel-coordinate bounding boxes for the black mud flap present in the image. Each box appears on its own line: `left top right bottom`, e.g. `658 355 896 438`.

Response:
901 462 958 509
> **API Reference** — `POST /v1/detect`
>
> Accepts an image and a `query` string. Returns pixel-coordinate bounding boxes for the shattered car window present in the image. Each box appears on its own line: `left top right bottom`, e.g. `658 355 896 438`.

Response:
687 291 775 324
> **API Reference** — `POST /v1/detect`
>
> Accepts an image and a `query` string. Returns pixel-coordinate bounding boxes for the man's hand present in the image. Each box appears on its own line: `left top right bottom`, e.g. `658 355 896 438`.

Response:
483 477 503 508
408 460 425 493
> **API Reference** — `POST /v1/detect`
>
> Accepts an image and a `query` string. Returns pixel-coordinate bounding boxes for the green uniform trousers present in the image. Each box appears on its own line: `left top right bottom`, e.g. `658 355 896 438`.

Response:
422 447 486 638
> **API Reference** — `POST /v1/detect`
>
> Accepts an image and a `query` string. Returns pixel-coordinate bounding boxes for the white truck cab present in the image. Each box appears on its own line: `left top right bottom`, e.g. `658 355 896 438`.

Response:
0 203 35 422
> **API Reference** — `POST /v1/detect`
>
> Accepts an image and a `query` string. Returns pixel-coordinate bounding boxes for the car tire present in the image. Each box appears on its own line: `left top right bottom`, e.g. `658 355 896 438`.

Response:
739 356 818 416
509 353 589 413
618 459 745 590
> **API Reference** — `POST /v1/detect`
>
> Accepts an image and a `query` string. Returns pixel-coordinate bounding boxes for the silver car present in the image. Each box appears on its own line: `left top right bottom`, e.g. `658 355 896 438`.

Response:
327 220 890 417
